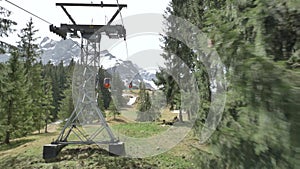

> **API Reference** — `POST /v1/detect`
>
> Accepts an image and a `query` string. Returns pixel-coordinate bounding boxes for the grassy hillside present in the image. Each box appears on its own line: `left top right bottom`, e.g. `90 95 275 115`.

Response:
0 117 204 169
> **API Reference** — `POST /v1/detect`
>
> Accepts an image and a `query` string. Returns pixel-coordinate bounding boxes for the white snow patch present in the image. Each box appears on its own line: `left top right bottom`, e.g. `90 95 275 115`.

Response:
143 79 158 90
122 94 137 106
142 68 158 74
99 55 122 69
40 37 52 47
171 110 186 114
42 46 56 50
127 96 137 106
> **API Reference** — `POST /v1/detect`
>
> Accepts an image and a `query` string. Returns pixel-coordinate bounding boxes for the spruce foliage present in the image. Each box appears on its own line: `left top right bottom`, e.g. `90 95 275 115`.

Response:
136 82 154 122
161 0 299 168
0 51 31 143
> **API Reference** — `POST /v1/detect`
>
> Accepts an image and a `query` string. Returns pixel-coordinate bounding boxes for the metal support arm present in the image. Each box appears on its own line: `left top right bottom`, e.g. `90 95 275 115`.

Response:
50 24 126 40
56 2 127 8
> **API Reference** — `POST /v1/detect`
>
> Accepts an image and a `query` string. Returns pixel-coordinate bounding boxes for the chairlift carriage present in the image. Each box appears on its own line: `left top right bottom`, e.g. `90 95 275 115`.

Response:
104 78 111 89
43 1 127 160
128 81 133 89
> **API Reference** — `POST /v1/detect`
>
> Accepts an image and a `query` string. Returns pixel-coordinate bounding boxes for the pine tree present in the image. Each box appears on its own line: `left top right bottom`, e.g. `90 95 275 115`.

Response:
31 63 46 132
50 62 66 120
17 18 40 69
111 72 125 109
108 101 120 120
50 66 60 120
17 18 44 132
162 0 299 168
41 76 54 133
0 6 17 53
154 69 179 109
156 0 207 112
106 71 125 119
41 61 60 122
1 51 31 144
201 1 298 167
58 87 73 121
58 60 75 123
136 82 152 122
148 91 164 122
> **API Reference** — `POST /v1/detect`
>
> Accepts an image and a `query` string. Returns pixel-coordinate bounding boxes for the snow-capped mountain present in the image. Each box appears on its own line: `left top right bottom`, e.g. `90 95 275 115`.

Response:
39 37 158 89
39 37 81 65
139 69 159 90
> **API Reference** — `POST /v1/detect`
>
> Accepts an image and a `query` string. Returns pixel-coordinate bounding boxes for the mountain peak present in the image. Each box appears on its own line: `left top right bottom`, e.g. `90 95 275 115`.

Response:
39 37 158 89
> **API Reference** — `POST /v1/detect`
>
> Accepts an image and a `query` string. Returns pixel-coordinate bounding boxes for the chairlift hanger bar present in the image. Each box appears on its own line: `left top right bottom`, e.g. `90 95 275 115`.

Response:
56 2 127 24
107 7 122 25
56 2 127 8
60 6 77 25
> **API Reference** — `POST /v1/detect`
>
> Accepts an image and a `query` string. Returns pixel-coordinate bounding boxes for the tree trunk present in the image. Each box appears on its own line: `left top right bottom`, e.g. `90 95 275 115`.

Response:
38 112 41 134
179 109 183 122
4 100 13 144
4 131 10 144
45 118 48 133
187 109 191 121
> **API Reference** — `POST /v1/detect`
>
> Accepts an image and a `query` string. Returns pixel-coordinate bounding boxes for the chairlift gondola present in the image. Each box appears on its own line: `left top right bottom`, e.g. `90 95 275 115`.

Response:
104 78 111 89
128 81 133 89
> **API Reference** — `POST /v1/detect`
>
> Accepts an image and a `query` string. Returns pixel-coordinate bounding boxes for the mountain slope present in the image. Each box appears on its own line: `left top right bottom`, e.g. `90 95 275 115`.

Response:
39 37 81 65
39 37 157 89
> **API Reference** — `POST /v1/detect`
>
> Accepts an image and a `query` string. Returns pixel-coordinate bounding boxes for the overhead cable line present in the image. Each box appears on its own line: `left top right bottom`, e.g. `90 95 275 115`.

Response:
4 0 52 25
